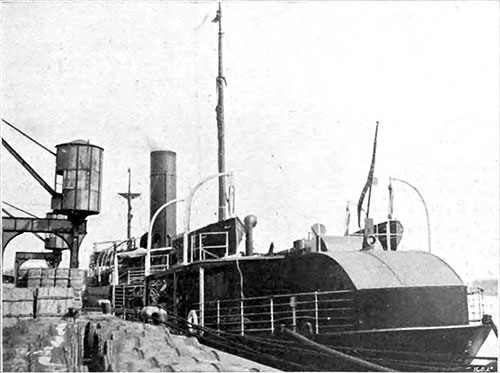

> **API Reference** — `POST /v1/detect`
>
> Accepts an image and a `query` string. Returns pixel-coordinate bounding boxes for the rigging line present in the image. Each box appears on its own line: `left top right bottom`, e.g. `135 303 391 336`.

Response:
170 311 299 351
367 356 467 370
191 327 311 370
165 312 314 367
367 356 465 371
199 336 312 371
325 343 474 361
2 201 40 218
167 308 287 347
209 331 325 359
199 323 382 367
235 254 245 299
2 118 56 156
0 201 47 207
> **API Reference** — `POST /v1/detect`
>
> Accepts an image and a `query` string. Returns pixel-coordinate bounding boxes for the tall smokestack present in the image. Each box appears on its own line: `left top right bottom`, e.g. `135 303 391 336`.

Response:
150 151 176 247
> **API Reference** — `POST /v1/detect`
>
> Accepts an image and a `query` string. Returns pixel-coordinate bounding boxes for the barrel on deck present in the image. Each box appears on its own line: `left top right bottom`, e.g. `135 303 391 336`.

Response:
100 299 111 314
55 268 70 288
27 268 43 288
36 287 75 317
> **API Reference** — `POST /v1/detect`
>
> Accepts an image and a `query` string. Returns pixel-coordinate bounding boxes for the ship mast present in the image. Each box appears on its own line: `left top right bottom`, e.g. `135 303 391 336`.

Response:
118 168 140 248
214 2 226 221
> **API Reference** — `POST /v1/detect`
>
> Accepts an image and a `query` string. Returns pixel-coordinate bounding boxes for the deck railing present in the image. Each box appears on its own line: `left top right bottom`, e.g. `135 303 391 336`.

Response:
196 290 356 336
190 231 229 262
194 287 486 335
121 265 170 284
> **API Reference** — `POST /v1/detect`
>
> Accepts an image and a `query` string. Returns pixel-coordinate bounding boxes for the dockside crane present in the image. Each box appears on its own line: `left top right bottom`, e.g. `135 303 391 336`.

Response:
2 119 103 272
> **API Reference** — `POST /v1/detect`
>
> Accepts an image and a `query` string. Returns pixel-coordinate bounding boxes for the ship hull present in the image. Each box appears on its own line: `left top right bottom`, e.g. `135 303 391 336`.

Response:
199 324 492 371
313 324 492 370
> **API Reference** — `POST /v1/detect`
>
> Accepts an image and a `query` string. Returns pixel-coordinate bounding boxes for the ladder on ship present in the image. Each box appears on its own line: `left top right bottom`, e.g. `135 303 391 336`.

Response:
113 284 144 311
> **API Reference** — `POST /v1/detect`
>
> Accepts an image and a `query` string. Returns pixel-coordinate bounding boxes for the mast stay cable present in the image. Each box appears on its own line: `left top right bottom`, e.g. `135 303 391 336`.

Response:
2 200 40 218
2 118 56 156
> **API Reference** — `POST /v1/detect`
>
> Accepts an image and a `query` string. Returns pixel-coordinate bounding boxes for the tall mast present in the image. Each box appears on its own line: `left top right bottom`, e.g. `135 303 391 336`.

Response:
118 168 141 247
214 2 226 221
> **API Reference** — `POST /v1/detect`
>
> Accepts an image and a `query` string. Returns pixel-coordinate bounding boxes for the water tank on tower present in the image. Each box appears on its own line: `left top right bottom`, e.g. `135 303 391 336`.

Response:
51 140 103 219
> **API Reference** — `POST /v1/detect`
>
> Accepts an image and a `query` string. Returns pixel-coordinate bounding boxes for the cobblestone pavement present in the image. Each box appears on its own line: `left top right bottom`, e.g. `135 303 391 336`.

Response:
3 314 278 372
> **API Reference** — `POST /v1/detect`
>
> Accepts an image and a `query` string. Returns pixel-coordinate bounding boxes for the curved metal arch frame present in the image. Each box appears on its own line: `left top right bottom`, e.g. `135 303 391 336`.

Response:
2 216 87 268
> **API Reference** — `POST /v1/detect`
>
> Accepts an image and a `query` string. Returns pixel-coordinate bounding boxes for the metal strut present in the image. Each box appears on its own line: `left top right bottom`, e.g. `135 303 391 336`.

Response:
1 208 45 243
2 138 59 198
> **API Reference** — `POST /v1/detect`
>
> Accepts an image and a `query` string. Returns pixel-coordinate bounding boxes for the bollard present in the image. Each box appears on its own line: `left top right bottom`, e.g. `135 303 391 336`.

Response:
100 300 111 314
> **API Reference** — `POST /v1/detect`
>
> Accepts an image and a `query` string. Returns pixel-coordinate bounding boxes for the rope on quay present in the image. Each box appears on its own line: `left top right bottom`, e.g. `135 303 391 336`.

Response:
282 327 394 372
323 343 489 371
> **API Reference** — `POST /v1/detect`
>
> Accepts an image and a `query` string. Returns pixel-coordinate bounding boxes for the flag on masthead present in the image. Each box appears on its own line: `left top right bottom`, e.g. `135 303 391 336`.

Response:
357 122 379 228
344 202 351 236
212 4 221 23
388 179 394 219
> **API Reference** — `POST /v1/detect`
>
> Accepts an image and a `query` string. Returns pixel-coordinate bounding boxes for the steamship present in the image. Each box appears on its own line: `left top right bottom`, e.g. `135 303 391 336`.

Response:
85 5 495 371
84 146 495 371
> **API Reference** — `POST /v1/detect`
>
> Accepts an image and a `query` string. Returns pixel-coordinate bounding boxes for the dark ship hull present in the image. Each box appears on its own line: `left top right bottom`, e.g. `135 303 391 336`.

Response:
198 323 491 371
137 218 494 371
84 148 495 371
84 214 494 371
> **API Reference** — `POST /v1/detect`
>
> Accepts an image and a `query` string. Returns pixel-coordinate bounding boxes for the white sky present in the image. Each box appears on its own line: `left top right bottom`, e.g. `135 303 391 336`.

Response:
1 1 499 283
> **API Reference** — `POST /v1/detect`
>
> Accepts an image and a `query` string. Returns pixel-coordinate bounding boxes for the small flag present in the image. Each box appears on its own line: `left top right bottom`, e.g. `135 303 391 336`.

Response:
212 9 221 23
357 122 379 228
344 202 351 236
388 179 394 219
